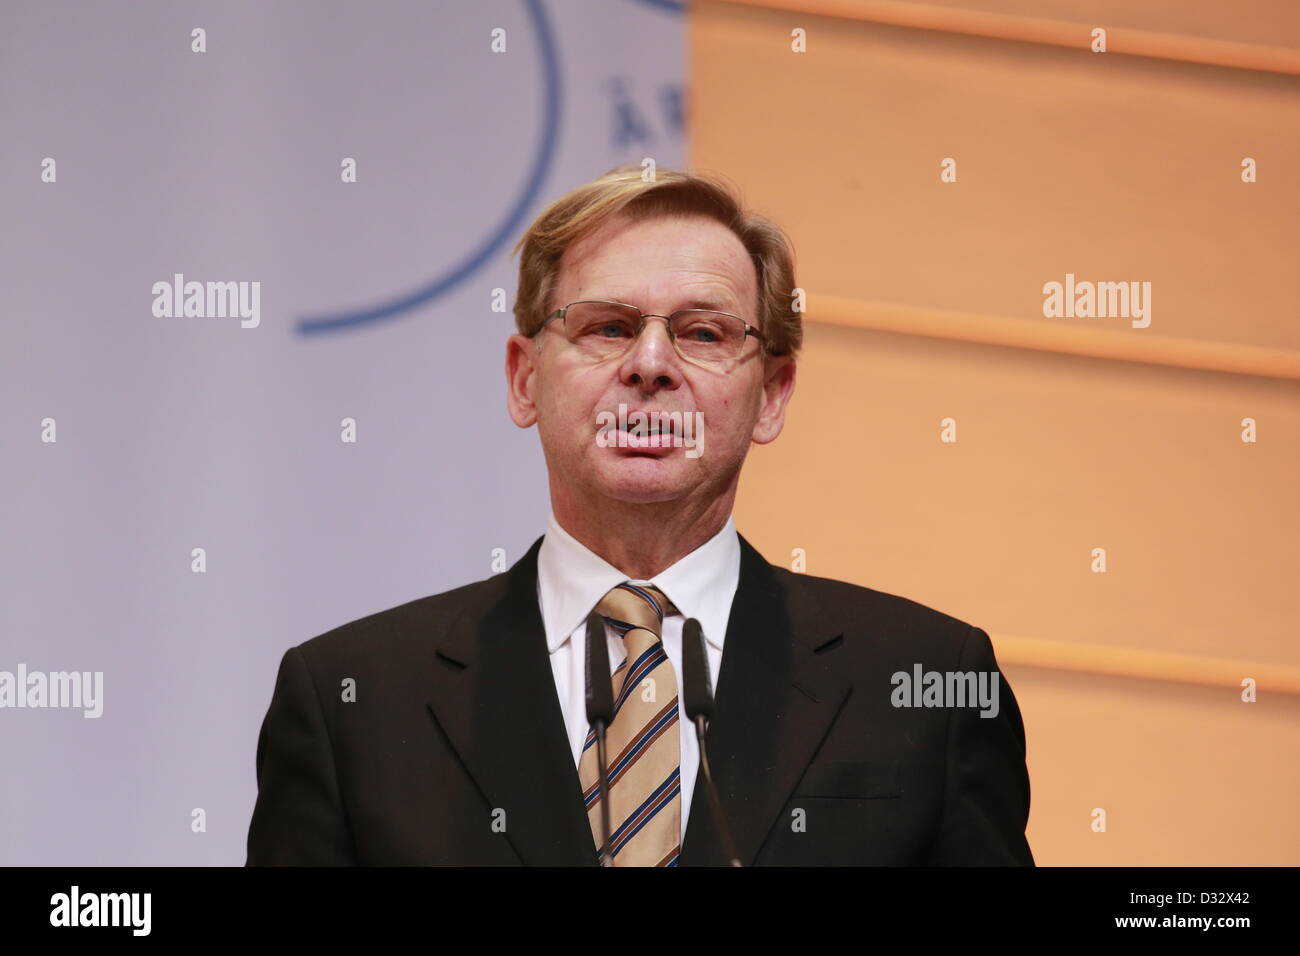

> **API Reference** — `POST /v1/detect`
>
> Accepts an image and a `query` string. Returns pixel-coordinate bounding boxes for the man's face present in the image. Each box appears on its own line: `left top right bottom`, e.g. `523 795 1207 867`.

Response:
506 212 795 509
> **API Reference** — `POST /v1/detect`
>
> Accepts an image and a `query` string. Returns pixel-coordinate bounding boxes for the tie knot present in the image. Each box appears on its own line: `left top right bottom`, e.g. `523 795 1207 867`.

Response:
594 582 678 643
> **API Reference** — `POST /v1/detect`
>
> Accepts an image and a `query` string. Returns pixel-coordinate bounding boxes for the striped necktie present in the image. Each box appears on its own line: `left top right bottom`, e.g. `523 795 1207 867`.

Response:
577 582 681 867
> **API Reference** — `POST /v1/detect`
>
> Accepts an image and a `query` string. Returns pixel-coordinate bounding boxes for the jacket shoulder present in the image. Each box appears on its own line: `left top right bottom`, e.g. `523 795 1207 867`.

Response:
768 564 980 649
292 572 508 669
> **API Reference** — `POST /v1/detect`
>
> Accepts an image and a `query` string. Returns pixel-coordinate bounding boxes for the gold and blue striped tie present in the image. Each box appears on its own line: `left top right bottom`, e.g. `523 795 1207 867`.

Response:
577 582 681 867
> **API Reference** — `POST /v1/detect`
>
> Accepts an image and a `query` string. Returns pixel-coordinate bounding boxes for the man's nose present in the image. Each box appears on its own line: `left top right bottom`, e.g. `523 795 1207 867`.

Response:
619 315 682 389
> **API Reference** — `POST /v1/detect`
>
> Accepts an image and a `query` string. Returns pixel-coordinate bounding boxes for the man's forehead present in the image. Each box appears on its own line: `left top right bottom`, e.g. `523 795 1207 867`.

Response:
556 213 756 311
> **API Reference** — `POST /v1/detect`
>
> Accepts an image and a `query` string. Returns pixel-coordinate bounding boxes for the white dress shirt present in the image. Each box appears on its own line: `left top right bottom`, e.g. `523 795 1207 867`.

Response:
535 510 741 845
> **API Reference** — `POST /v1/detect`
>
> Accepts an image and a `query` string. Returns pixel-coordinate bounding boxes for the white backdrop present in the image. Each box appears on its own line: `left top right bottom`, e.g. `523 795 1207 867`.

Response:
0 0 686 865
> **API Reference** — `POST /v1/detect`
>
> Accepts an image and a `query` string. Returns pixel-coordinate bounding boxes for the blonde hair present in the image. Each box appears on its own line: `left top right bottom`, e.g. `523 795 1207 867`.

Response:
511 164 801 358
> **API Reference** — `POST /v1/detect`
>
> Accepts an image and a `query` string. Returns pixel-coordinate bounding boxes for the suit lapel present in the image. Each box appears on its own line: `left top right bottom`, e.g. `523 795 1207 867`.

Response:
679 533 852 866
426 536 596 866
425 530 851 867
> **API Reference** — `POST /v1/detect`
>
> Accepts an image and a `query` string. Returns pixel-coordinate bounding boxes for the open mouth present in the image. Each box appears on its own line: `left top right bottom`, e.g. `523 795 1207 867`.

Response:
595 405 701 458
619 420 675 438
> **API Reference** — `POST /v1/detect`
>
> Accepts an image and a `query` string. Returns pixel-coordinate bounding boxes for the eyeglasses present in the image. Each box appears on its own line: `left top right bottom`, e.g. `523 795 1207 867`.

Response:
537 299 764 366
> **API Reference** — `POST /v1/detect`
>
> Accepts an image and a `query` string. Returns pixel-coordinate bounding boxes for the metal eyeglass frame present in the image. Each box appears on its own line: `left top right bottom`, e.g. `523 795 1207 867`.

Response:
536 299 766 363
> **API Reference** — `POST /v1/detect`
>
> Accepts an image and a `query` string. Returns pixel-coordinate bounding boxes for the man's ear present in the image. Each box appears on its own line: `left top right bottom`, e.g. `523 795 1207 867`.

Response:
505 333 540 428
751 354 796 445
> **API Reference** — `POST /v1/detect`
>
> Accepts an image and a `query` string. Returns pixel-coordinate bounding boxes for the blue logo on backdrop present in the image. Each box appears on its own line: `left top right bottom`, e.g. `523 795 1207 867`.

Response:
296 0 682 338
628 0 685 11
296 0 561 337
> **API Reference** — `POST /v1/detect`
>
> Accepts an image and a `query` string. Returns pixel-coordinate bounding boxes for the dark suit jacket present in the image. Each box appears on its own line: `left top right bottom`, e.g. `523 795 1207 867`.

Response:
246 533 1033 865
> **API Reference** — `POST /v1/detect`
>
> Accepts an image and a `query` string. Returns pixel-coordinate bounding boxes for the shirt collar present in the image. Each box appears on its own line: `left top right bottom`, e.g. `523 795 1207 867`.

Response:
536 511 740 654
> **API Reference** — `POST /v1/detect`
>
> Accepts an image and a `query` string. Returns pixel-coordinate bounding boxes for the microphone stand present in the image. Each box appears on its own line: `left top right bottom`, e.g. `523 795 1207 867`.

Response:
682 618 742 867
584 612 616 867
593 727 614 867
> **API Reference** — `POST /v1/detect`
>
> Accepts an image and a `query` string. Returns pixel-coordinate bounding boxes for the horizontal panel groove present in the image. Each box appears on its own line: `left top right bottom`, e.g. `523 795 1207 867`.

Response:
992 633 1300 696
710 0 1300 76
811 295 1300 381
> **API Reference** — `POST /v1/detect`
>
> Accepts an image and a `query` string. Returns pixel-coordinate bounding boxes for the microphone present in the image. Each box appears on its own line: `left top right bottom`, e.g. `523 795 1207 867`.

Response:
584 611 616 867
682 617 742 867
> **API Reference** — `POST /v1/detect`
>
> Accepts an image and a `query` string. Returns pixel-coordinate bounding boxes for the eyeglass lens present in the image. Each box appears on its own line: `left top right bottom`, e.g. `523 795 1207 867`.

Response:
561 301 747 363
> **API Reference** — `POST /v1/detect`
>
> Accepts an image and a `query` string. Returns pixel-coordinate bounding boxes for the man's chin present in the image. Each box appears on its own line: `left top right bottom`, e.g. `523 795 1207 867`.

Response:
591 455 695 504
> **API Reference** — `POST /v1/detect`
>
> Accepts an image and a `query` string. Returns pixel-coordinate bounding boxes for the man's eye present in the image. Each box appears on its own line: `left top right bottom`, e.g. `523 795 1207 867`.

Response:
678 319 724 343
580 318 635 338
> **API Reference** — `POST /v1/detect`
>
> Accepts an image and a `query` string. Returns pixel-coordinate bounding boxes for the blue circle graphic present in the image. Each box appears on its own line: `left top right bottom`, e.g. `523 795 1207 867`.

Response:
627 0 684 11
297 0 562 336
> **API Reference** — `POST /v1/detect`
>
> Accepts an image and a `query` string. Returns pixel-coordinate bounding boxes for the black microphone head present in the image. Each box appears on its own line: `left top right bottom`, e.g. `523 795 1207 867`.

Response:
584 611 615 726
681 617 714 722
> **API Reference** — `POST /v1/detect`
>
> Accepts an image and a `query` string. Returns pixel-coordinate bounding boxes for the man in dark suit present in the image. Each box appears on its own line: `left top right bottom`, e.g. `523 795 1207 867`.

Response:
246 165 1033 866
